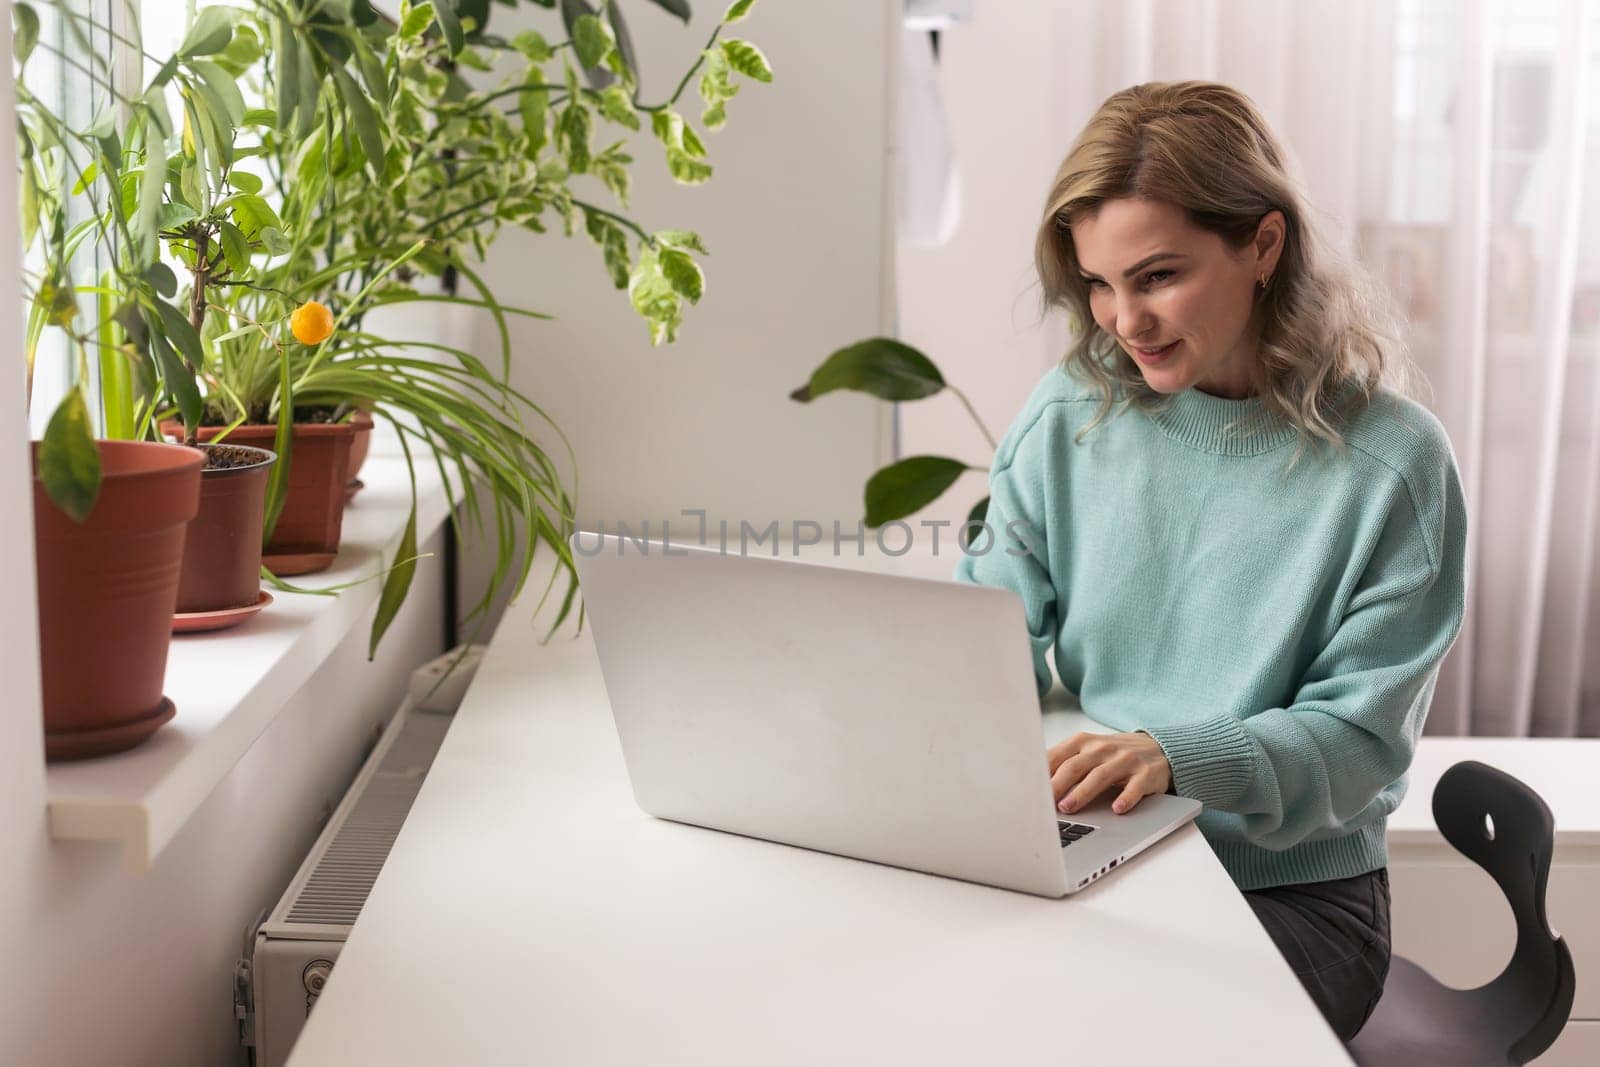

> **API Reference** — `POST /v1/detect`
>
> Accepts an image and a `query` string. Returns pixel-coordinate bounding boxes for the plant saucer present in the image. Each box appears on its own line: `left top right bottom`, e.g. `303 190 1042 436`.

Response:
45 696 177 761
263 551 337 577
173 590 274 633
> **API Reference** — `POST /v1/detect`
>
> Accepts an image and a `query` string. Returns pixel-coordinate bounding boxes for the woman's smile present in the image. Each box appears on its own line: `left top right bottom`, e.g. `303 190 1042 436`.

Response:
1131 339 1181 364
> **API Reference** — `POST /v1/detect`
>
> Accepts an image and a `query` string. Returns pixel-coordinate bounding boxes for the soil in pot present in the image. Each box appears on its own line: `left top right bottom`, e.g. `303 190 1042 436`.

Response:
176 443 276 614
33 440 203 760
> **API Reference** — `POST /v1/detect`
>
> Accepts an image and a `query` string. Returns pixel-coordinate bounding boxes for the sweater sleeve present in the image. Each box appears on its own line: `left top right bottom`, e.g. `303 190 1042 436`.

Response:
952 443 1058 701
1143 446 1468 850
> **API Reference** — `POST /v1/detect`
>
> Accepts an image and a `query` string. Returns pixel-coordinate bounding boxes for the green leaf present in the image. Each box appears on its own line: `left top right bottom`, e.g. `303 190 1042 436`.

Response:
790 338 946 402
434 0 464 54
512 29 554 62
559 104 591 173
178 5 234 57
191 59 246 125
520 73 550 157
355 43 388 104
571 13 612 70
13 3 40 63
721 38 773 82
157 202 200 230
274 16 298 129
39 390 101 523
604 1 637 87
70 160 98 195
655 230 708 255
601 227 629 288
966 496 989 527
702 100 727 131
596 85 639 130
243 107 277 128
680 121 707 159
258 226 291 256
153 298 206 375
144 262 178 298
228 192 283 238
261 354 294 543
864 457 971 527
135 156 165 262
217 20 263 73
368 505 419 659
293 38 318 140
591 142 632 207
628 248 681 346
723 0 756 23
226 170 263 194
650 108 680 147
657 248 703 304
456 46 493 71
665 147 711 184
332 64 386 178
36 267 77 327
145 323 203 428
647 0 692 22
400 1 436 38
217 220 251 273
584 211 630 289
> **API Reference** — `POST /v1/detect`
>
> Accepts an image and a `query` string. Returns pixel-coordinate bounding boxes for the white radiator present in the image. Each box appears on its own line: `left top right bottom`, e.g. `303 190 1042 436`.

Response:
237 644 486 1067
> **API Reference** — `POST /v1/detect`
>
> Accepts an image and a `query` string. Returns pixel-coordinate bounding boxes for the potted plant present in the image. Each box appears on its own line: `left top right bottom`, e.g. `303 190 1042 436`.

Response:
790 338 994 533
16 2 216 756
158 0 774 652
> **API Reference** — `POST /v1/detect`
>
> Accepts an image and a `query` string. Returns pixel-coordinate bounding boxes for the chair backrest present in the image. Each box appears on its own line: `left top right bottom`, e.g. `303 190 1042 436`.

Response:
1432 760 1576 1064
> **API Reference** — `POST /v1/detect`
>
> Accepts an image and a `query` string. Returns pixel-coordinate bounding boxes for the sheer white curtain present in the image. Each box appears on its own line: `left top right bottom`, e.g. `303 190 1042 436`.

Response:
896 0 1600 736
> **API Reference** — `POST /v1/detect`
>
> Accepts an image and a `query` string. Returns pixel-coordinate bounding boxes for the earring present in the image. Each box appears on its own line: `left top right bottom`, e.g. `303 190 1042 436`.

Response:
1258 274 1270 288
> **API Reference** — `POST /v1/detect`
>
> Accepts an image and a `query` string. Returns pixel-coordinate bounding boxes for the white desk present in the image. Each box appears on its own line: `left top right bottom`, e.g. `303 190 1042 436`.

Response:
287 546 1351 1066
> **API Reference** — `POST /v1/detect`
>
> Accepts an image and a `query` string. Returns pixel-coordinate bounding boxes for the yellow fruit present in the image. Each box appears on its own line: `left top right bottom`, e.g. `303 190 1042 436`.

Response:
290 301 334 346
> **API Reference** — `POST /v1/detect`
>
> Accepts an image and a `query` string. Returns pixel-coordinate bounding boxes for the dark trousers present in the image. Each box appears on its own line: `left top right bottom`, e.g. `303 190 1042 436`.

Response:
1244 868 1392 1041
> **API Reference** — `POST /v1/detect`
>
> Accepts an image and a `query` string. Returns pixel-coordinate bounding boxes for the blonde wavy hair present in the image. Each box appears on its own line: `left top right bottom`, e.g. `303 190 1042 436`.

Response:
1035 80 1419 471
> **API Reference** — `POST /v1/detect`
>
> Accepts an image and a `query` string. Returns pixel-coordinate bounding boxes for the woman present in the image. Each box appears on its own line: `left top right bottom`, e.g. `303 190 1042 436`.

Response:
954 81 1468 1041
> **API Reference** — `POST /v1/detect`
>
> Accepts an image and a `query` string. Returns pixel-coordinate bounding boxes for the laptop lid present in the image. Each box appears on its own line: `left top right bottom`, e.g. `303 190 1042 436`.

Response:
571 533 1074 897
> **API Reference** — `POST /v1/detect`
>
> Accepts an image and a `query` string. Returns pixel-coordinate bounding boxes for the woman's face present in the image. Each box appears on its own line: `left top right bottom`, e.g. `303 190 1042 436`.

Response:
1071 197 1283 399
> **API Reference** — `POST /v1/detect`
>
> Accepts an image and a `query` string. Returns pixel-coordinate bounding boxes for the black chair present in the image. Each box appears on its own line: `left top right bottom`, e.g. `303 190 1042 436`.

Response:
1348 760 1575 1066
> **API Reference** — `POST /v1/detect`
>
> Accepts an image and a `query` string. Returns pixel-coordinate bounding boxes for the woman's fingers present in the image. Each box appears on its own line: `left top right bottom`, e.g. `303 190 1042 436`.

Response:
1046 732 1093 773
1049 752 1100 801
1059 758 1132 813
1111 776 1150 815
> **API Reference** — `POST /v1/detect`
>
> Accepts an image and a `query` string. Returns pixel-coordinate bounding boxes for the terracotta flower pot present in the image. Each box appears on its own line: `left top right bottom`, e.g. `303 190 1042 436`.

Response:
162 421 355 576
345 410 375 503
347 410 375 482
32 440 203 761
176 443 277 614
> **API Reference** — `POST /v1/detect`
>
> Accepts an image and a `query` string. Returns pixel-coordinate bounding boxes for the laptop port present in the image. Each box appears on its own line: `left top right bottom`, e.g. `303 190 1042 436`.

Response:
1110 858 1119 868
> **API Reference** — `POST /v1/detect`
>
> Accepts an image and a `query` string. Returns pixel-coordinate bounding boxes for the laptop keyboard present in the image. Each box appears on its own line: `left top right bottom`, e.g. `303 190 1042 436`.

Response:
1057 820 1097 848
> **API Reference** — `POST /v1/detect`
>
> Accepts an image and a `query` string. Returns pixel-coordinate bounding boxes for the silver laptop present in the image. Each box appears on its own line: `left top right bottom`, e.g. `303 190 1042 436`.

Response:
570 533 1201 897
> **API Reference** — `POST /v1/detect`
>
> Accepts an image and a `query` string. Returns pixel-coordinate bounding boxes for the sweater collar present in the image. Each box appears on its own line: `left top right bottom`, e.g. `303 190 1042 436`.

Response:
1145 386 1301 456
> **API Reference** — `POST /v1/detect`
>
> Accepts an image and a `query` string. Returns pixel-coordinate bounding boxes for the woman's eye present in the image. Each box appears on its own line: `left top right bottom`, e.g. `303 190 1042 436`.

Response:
1144 270 1173 285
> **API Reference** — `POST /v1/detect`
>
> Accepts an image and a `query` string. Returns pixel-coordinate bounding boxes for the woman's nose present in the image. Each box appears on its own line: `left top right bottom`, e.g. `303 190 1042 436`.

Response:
1115 294 1156 342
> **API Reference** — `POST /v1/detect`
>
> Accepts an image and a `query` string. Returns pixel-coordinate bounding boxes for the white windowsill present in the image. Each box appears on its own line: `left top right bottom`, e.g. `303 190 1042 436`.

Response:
44 446 451 874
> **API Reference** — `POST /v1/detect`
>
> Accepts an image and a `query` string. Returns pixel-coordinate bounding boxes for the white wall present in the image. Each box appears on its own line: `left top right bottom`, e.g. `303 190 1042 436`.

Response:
457 0 899 626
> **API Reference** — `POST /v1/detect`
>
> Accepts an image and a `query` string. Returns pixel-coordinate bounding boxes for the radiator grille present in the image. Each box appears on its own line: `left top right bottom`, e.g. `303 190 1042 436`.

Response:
282 711 451 929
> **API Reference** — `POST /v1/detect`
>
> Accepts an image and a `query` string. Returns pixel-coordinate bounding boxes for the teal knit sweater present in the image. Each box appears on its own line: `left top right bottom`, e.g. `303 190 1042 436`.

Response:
953 368 1468 891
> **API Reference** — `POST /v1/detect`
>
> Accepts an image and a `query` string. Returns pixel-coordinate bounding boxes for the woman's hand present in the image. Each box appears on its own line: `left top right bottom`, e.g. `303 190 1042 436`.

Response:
1048 731 1173 815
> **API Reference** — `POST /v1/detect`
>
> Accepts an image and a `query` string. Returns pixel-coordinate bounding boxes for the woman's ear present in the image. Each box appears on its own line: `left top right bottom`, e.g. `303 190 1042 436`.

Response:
1255 210 1287 277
